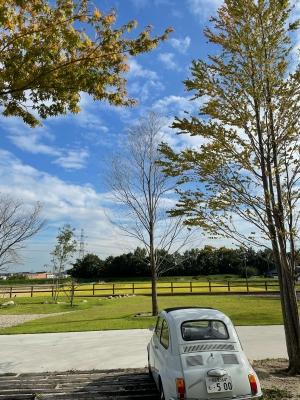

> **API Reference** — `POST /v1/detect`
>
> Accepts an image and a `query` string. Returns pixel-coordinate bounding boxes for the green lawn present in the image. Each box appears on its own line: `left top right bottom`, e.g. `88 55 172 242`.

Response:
0 274 278 286
90 275 278 283
0 295 292 334
0 276 286 299
0 297 93 314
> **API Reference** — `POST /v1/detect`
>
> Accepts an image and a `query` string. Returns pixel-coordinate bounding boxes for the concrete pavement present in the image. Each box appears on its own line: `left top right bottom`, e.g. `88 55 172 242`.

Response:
0 326 287 373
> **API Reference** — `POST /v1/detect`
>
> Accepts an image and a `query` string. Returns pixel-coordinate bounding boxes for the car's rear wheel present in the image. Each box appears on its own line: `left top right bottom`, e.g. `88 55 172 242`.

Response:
159 378 165 400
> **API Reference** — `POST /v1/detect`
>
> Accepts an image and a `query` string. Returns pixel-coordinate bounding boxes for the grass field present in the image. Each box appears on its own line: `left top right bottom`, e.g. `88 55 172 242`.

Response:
0 294 295 335
0 275 271 285
0 277 287 298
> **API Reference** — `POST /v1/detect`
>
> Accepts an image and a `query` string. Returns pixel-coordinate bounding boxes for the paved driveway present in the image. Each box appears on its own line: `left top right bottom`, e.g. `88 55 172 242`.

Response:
0 326 287 373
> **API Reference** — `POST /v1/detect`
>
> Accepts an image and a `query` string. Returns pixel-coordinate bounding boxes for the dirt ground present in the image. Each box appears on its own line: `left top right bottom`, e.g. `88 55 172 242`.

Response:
253 359 300 399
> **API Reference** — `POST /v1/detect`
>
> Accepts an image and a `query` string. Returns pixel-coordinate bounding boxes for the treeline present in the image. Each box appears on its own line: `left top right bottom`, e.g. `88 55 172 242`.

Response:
0 277 70 285
68 246 281 280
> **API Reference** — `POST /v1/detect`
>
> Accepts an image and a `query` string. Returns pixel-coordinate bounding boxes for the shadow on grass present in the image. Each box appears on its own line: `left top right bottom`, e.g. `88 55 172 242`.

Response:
29 314 155 326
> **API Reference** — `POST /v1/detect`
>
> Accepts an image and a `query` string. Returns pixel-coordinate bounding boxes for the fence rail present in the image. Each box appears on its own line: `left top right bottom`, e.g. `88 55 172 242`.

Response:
0 280 299 298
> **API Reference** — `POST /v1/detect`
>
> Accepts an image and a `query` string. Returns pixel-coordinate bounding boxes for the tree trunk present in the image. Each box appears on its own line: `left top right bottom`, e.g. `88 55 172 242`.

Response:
151 267 158 316
150 228 158 316
70 281 75 307
272 247 300 374
257 13 300 373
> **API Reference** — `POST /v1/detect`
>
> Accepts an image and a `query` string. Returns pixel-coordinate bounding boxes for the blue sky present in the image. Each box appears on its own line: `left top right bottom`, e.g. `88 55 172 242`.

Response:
1 0 299 272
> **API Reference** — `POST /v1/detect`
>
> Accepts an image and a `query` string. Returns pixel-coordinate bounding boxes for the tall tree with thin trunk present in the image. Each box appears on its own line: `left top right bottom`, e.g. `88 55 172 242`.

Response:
51 224 77 302
0 194 43 270
160 0 300 373
109 113 190 316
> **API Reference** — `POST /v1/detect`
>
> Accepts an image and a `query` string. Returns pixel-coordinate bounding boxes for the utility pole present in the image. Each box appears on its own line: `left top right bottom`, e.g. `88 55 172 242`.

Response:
78 228 85 260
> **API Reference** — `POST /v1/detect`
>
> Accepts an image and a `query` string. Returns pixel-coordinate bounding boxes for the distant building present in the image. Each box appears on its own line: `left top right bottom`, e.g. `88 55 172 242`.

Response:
25 272 60 279
0 273 14 280
26 272 48 280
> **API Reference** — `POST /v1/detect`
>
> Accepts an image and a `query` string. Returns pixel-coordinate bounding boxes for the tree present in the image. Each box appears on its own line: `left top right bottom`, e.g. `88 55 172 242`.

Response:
160 0 300 373
109 113 191 316
69 253 104 280
102 251 149 278
0 0 172 127
0 194 43 269
51 224 77 302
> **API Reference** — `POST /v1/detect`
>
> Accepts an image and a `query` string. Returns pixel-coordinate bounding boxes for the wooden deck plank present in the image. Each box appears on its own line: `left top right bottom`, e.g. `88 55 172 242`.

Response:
0 369 159 399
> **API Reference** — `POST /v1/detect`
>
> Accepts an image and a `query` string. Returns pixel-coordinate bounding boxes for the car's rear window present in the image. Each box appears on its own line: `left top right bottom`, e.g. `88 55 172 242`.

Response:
181 320 229 341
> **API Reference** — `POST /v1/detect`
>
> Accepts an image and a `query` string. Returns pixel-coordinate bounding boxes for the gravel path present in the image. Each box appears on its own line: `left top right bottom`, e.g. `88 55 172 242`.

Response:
0 313 67 328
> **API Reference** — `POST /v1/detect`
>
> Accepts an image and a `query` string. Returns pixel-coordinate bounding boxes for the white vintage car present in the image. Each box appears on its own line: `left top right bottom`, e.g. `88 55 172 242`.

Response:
147 307 262 400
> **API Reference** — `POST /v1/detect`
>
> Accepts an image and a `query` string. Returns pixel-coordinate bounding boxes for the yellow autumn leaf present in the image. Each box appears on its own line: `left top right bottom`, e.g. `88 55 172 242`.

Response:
94 8 101 19
104 15 116 25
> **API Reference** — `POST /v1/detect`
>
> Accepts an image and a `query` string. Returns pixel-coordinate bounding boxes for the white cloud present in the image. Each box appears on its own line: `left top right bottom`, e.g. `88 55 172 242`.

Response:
53 149 89 170
3 125 89 171
60 92 109 133
129 79 165 102
170 36 191 54
172 9 183 18
128 59 158 80
130 0 174 7
151 95 209 150
153 94 204 115
0 150 138 270
187 0 222 20
0 116 60 156
10 131 60 156
0 104 93 170
158 52 180 71
159 117 208 151
126 59 165 102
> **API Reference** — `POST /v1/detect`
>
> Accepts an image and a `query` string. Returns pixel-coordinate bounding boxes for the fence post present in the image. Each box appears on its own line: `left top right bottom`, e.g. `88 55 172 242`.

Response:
93 284 95 296
112 283 115 296
246 279 249 293
51 286 54 298
31 286 33 297
190 281 193 293
171 282 173 295
227 281 231 292
209 281 211 293
70 282 75 307
265 281 268 292
132 283 135 294
9 287 12 298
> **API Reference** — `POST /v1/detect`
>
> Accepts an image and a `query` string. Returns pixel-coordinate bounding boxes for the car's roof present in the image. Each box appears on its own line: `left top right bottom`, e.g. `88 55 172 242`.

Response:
160 307 231 324
164 307 215 313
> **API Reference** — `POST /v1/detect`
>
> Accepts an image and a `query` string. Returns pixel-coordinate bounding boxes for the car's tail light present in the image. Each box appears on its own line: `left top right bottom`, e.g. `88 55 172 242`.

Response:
248 373 258 395
176 378 185 400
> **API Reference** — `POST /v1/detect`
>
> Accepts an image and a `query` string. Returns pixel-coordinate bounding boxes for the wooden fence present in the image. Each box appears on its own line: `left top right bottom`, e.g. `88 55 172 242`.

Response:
0 280 299 298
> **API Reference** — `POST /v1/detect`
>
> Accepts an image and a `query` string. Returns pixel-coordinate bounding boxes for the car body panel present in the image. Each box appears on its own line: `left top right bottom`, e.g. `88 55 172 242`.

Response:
148 307 262 400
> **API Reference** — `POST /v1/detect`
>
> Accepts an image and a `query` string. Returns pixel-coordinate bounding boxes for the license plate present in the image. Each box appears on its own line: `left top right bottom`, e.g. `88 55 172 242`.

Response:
206 376 233 393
